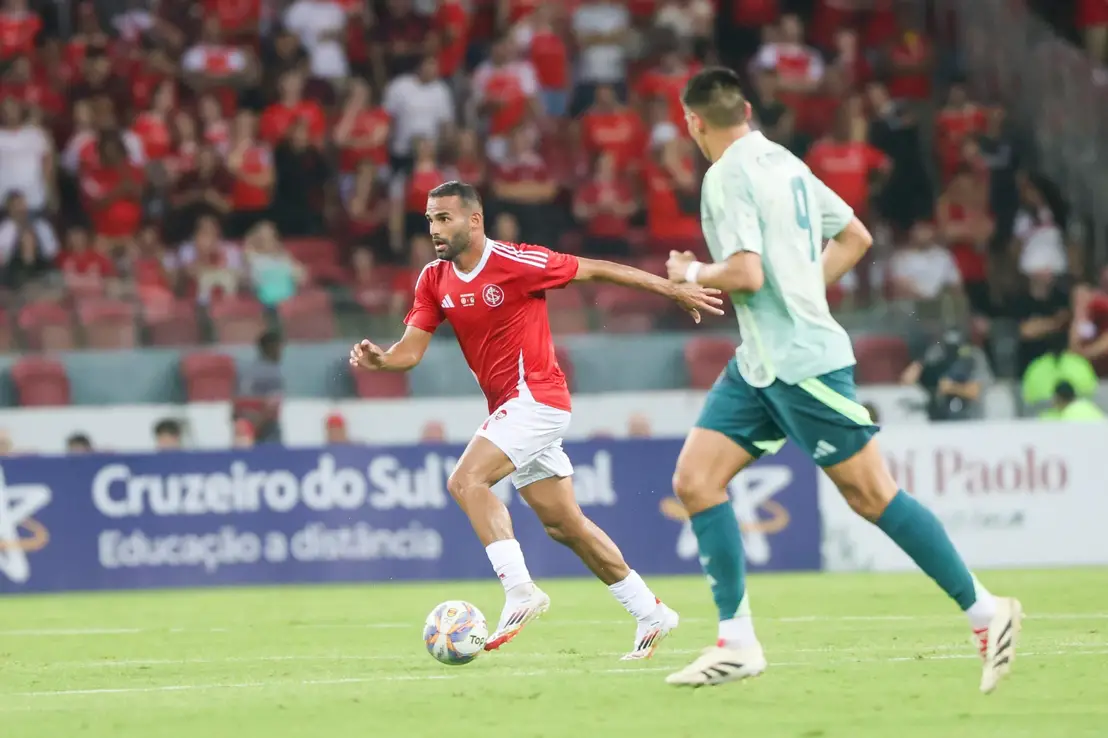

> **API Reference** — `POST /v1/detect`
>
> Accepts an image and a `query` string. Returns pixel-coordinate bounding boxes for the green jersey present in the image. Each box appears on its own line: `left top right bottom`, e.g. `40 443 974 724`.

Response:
700 131 856 388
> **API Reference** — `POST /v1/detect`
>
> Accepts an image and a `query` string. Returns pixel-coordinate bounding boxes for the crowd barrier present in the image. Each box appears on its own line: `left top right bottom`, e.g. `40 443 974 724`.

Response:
2 423 1104 594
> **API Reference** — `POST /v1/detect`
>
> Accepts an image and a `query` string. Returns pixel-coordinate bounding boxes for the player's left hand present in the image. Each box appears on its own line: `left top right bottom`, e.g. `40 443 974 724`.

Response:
666 250 696 283
669 283 725 323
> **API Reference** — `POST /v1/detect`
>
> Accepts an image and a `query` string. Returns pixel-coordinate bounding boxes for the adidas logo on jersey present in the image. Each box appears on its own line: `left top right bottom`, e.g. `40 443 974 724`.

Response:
441 295 455 309
812 440 838 460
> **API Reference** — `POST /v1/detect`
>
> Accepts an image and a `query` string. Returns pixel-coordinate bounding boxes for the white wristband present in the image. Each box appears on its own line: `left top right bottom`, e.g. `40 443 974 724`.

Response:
685 261 703 285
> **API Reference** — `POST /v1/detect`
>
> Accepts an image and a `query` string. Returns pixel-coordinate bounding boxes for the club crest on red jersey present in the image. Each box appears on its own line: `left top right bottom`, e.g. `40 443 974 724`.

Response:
482 284 505 307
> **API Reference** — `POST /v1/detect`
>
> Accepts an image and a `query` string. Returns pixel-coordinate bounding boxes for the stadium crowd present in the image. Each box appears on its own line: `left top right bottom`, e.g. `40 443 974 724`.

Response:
0 0 1106 413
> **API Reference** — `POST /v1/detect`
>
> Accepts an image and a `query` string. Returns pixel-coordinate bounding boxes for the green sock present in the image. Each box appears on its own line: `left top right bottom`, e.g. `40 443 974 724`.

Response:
876 490 976 610
690 501 747 620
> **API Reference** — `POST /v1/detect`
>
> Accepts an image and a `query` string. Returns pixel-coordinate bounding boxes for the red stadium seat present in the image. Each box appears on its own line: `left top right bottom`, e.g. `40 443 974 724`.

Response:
145 300 202 347
77 299 138 349
278 289 336 341
181 352 237 401
63 272 106 303
593 284 668 333
10 356 70 406
352 365 409 398
853 335 912 384
18 301 76 351
208 296 267 345
554 344 575 391
684 337 737 390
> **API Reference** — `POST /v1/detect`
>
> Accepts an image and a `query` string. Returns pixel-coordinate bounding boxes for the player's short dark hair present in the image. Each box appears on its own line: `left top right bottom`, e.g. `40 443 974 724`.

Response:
66 433 92 449
427 181 483 211
681 67 749 128
154 419 182 438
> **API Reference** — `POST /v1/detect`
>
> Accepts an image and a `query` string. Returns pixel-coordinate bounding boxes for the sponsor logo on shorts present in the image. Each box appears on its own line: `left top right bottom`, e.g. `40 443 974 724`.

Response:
482 284 505 307
494 409 507 421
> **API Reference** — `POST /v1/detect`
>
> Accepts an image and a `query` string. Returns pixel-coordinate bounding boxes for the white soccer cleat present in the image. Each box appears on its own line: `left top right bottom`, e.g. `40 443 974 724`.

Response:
977 596 1022 694
484 584 551 652
665 641 767 687
622 602 680 660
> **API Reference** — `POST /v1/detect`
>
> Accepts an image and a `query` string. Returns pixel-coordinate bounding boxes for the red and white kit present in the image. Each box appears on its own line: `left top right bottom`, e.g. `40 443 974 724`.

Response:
404 238 578 488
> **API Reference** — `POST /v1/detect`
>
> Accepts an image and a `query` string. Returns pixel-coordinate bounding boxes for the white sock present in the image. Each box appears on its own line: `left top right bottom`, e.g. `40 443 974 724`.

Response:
965 577 998 631
485 539 532 594
607 570 659 621
718 616 758 649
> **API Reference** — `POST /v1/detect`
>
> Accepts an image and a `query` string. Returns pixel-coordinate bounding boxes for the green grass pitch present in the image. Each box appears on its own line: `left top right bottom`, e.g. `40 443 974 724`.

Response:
2 568 1107 738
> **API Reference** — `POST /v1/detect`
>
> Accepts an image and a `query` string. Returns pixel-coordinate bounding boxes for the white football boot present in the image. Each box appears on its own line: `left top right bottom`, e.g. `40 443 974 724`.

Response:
977 596 1023 694
622 601 680 660
484 584 551 652
665 641 767 687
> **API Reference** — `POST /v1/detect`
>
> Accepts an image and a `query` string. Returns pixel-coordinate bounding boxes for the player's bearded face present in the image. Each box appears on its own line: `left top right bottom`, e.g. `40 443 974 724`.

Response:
432 221 471 260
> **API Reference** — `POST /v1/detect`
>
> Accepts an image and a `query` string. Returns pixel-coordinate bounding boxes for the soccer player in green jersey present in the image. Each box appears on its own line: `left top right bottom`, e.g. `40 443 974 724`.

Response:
662 67 1021 693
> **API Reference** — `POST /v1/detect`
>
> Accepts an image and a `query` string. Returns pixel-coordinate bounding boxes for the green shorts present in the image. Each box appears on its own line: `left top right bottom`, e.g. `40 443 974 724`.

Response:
696 358 878 467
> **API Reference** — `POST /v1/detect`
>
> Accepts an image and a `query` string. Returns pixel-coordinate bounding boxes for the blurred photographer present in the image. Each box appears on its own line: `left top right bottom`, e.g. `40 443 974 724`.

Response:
900 328 984 422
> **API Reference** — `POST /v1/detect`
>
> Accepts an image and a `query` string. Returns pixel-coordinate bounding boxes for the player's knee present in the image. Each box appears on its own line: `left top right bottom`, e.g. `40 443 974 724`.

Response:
446 471 479 504
839 481 889 522
672 466 712 507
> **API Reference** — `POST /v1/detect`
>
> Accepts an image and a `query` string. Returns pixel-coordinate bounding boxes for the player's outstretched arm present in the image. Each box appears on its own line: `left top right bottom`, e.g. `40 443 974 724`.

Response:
822 217 873 286
573 257 725 323
349 326 433 372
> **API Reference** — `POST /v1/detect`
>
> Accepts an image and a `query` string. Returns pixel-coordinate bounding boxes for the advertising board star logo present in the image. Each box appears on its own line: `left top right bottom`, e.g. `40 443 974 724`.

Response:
0 466 52 584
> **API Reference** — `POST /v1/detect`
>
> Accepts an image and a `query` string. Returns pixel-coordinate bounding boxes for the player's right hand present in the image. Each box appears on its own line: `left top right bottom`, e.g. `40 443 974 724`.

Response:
670 283 725 324
349 339 387 370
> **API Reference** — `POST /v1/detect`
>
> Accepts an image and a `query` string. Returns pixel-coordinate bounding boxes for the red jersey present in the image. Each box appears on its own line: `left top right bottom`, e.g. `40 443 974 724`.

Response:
435 0 469 77
579 109 647 169
0 10 41 58
404 239 579 412
259 100 327 144
806 140 888 214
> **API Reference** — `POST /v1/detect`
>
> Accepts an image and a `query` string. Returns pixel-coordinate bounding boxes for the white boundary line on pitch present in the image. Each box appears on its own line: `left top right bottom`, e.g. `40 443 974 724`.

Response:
3 612 1108 638
2 647 1107 707
7 639 1106 670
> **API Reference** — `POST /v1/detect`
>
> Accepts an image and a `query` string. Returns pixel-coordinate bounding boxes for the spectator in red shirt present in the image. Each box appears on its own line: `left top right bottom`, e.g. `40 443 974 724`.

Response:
573 152 636 256
68 46 131 117
490 127 559 245
130 79 177 164
884 17 933 102
226 110 274 237
344 160 390 257
434 0 470 79
56 225 116 293
754 13 824 106
635 39 700 130
3 56 65 125
260 71 327 146
828 27 871 90
180 16 256 111
642 133 701 247
471 35 541 162
198 93 231 154
389 135 447 253
512 4 570 118
0 0 41 60
333 78 391 192
203 0 261 43
80 134 146 252
937 165 996 316
805 107 891 220
451 128 488 191
935 83 987 183
167 110 202 181
577 83 647 173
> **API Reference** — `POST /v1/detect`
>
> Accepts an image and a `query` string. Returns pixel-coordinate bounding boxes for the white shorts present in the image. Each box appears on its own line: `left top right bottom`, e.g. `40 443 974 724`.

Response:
475 395 574 489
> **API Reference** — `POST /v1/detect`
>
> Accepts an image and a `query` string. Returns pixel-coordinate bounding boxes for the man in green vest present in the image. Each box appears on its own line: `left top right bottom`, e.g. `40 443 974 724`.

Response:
1040 381 1106 421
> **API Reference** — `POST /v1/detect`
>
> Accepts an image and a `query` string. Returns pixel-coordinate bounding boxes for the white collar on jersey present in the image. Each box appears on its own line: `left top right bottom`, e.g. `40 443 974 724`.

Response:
452 236 495 283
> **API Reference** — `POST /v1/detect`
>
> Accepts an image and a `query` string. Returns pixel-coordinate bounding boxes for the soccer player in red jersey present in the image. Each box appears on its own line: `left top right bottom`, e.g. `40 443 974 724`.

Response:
351 181 723 657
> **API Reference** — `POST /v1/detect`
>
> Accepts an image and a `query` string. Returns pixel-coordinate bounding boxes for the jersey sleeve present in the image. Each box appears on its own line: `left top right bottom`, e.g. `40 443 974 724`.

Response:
705 166 763 258
514 243 580 292
403 264 445 333
812 176 855 240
